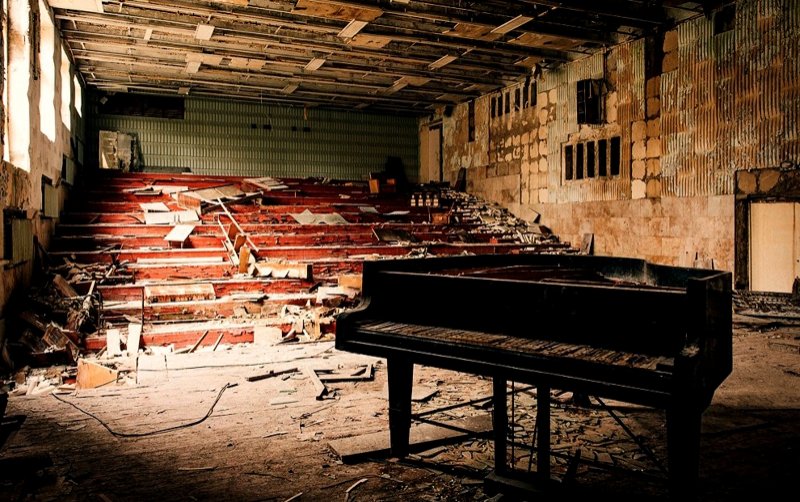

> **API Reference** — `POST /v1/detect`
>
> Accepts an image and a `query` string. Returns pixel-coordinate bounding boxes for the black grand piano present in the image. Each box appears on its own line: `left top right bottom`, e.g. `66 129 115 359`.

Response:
335 254 732 498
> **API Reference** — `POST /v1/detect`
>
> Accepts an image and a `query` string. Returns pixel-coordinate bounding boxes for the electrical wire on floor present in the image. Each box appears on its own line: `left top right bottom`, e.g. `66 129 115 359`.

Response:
50 383 236 438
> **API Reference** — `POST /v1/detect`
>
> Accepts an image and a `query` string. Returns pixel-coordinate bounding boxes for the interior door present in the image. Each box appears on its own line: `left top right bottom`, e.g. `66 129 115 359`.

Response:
749 202 799 292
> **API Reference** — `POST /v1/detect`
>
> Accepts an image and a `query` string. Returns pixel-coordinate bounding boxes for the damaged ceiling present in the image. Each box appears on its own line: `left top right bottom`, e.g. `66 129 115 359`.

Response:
49 0 709 114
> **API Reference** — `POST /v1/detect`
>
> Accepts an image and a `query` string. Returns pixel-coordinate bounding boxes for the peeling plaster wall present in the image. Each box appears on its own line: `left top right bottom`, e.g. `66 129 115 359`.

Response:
0 0 85 319
426 0 799 274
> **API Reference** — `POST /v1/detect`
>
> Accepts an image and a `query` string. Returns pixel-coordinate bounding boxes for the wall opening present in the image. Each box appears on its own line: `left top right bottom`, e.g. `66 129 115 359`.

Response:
8 0 32 171
38 0 55 142
576 78 606 125
467 100 475 143
1 0 8 163
73 74 82 117
60 46 70 131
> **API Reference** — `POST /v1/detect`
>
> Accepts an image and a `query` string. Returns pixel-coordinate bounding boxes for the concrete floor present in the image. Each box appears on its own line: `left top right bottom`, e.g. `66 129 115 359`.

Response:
1 314 799 502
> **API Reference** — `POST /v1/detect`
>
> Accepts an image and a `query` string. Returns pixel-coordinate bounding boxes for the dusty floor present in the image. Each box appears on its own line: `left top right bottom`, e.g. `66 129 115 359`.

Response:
1 314 799 502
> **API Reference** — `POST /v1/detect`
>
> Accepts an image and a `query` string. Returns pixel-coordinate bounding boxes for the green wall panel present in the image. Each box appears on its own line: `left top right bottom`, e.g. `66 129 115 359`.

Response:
88 97 419 181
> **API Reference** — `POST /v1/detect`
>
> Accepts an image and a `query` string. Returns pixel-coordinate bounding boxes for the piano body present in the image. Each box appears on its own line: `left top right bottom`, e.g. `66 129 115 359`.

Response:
335 254 732 497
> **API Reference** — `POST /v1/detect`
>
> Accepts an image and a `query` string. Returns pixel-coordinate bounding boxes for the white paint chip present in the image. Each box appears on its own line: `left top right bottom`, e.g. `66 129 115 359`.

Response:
195 24 215 41
491 15 533 34
338 19 368 39
428 54 457 70
304 58 326 71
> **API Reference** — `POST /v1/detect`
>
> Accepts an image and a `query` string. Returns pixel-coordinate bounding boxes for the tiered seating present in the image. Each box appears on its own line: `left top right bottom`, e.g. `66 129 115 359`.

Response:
52 171 570 351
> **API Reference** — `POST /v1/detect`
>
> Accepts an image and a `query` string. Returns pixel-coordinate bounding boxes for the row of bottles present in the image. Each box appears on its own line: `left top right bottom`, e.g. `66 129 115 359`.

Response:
410 192 440 207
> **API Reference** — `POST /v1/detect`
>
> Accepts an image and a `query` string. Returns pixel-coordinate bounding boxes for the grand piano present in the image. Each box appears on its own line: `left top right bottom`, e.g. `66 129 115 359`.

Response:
335 254 732 498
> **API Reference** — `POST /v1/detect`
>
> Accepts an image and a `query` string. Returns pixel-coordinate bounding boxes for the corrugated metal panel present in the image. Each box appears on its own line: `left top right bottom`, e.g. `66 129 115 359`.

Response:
10 218 33 263
663 1 799 198
88 98 419 181
43 183 59 218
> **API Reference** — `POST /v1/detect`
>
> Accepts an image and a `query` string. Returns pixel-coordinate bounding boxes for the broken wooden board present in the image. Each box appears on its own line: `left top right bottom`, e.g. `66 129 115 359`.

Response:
328 415 492 463
76 359 119 389
289 209 348 225
144 283 217 303
139 202 170 213
246 366 298 382
254 261 312 280
52 274 79 297
317 363 374 383
373 228 416 243
177 185 245 211
242 177 288 192
106 328 122 357
238 245 252 274
164 224 196 244
128 323 142 355
144 210 199 225
338 274 362 291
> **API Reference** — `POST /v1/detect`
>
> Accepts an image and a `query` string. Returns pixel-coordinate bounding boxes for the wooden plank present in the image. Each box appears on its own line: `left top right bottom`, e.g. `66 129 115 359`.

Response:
304 367 329 400
164 224 196 243
139 202 170 212
137 257 225 265
76 359 119 389
254 261 313 280
53 274 79 297
144 283 217 303
233 233 247 252
238 245 252 274
106 328 122 357
338 274 362 291
128 323 142 355
246 366 298 382
328 415 492 463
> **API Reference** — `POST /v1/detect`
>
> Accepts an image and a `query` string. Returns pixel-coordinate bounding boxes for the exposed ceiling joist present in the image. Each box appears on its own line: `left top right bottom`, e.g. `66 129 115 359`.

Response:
49 0 680 115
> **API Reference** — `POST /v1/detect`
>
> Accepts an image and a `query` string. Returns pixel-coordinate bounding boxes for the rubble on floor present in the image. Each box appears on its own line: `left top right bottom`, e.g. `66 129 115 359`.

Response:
1 172 573 393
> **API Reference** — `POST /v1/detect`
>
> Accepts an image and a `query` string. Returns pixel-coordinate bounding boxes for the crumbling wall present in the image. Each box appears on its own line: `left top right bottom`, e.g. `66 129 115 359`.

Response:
427 0 799 273
1 0 85 319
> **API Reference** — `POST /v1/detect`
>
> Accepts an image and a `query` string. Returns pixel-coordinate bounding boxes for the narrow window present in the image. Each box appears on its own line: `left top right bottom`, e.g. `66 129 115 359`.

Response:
576 143 584 179
522 84 529 108
714 3 735 35
38 0 56 142
504 92 510 115
60 47 71 131
73 74 82 117
598 139 608 177
610 136 621 176
564 144 574 181
586 141 596 178
514 88 521 111
490 96 496 119
577 78 605 125
467 100 475 142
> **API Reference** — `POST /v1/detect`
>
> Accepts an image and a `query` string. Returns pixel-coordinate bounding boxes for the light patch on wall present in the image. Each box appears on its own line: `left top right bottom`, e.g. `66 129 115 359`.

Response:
2 0 10 163
39 0 56 142
8 0 32 171
60 47 71 131
73 74 82 117
194 24 215 41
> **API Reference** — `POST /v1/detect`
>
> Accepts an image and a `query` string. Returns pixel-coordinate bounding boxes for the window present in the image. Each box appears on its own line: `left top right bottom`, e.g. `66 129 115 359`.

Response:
2 0 9 162
38 0 56 142
522 83 529 109
598 139 608 177
714 3 735 35
467 100 475 143
60 47 71 131
576 78 605 125
514 88 520 112
563 136 621 181
528 80 537 108
7 0 31 171
610 136 621 176
73 74 82 117
490 96 496 119
504 92 510 115
564 145 573 180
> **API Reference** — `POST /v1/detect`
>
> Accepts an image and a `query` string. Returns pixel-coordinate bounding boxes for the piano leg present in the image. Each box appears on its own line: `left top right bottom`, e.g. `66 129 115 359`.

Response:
537 384 551 482
492 377 507 475
666 405 702 500
387 357 413 458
